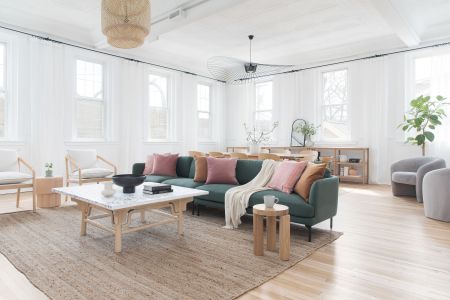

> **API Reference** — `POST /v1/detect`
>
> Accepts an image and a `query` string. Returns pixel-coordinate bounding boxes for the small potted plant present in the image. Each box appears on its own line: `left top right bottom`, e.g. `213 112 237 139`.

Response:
243 121 279 154
44 163 53 177
295 121 320 147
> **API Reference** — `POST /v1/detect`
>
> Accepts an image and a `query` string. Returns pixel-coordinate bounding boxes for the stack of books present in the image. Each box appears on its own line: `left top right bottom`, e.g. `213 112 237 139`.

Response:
143 182 173 195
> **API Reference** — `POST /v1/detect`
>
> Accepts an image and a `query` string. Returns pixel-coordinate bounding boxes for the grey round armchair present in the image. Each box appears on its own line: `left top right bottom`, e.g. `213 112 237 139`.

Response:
390 157 446 203
423 168 450 222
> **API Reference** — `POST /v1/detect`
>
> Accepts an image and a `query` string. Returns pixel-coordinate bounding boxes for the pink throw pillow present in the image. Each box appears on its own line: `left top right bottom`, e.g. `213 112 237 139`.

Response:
143 155 154 175
267 160 307 193
205 157 238 185
151 153 179 177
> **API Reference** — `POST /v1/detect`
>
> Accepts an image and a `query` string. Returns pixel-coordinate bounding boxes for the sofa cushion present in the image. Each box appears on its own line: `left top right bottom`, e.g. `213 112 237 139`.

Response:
176 156 194 178
152 153 179 176
162 178 204 189
194 156 207 182
143 155 155 175
206 157 238 185
72 168 113 179
392 171 417 186
267 160 307 193
236 160 263 185
67 149 97 169
145 175 177 183
0 172 32 185
248 190 315 218
196 184 239 202
294 162 327 201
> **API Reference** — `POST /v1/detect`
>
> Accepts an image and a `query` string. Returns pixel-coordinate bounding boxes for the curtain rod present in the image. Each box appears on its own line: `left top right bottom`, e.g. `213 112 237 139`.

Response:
237 40 450 81
0 24 225 83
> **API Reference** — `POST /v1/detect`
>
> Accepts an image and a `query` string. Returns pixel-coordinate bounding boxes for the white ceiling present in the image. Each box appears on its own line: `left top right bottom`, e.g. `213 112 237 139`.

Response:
1 0 450 77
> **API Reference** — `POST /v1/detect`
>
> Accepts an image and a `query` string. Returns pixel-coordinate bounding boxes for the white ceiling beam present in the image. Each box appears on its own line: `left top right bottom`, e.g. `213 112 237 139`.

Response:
369 0 421 47
94 0 243 49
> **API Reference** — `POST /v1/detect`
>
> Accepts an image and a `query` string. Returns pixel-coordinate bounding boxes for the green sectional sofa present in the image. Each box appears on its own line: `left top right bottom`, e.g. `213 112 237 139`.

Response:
132 156 339 241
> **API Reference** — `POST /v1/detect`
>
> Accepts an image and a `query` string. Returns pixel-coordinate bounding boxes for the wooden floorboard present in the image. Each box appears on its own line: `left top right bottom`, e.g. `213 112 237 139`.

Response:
0 184 449 299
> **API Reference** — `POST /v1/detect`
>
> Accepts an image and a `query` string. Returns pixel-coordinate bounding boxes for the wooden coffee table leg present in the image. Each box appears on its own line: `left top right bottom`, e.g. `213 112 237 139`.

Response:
279 214 290 261
79 202 91 236
253 214 264 256
113 210 125 253
267 216 276 251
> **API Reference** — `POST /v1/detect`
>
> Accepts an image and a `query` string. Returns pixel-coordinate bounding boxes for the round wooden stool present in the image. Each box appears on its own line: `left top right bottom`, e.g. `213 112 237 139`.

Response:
252 204 290 261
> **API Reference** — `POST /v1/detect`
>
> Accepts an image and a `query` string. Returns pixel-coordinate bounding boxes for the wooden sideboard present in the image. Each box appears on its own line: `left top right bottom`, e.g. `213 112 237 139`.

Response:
226 146 369 184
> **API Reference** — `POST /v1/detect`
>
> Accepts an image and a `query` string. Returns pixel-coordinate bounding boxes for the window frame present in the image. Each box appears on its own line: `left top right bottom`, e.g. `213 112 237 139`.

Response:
146 70 172 142
253 80 273 131
72 58 107 142
197 82 212 141
318 67 352 143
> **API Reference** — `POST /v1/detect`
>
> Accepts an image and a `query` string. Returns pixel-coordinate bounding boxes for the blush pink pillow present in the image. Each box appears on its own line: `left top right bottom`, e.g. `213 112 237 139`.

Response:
205 157 238 185
267 160 307 193
143 155 154 175
151 153 179 177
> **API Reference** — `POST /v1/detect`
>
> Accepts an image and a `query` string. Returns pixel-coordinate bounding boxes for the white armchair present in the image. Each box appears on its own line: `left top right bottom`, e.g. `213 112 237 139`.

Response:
0 149 36 212
65 149 117 189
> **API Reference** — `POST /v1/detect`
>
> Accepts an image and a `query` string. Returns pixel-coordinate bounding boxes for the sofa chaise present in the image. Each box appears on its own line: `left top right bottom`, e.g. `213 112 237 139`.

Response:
132 156 339 241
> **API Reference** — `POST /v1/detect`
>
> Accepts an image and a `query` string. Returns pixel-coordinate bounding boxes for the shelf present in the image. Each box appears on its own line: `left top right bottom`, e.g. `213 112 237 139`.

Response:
336 162 364 165
339 175 364 179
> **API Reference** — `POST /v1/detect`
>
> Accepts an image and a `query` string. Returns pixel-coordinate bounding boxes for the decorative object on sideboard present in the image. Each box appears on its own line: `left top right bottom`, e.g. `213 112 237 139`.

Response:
398 95 449 156
293 120 320 147
101 0 151 49
112 174 146 193
348 158 360 163
348 168 358 176
207 35 294 84
338 155 348 162
243 121 279 154
44 162 53 177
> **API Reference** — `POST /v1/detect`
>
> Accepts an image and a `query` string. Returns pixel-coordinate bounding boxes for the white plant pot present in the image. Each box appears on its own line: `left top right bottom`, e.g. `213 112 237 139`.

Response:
249 144 260 155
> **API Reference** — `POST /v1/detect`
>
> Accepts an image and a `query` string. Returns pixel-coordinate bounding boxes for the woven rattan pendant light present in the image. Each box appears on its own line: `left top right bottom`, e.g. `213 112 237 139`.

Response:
102 0 151 49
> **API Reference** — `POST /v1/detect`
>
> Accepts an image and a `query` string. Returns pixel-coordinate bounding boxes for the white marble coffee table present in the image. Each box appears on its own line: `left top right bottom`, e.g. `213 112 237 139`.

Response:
54 184 208 253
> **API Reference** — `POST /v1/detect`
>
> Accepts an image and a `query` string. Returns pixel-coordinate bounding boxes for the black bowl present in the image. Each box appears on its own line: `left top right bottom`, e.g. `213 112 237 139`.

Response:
112 174 146 193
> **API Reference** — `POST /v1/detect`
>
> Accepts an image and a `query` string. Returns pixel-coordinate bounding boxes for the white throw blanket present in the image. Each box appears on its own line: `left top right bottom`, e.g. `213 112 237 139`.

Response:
224 159 278 229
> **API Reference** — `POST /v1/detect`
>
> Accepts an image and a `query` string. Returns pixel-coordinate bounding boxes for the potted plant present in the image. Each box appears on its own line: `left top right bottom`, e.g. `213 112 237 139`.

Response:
243 121 279 154
398 95 448 156
44 163 53 177
295 121 320 147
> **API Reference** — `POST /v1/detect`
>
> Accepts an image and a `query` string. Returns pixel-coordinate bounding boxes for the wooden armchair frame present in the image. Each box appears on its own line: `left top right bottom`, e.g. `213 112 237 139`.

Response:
0 157 36 212
65 154 117 187
258 153 282 161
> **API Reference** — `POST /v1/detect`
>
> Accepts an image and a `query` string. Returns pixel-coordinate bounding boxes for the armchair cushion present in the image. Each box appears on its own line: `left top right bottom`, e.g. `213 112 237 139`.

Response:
72 168 113 179
67 149 97 169
0 172 32 185
392 171 416 186
0 150 18 171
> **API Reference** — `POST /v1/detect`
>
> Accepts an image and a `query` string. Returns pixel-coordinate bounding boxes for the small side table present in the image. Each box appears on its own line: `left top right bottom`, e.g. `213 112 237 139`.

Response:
35 177 64 208
253 204 290 261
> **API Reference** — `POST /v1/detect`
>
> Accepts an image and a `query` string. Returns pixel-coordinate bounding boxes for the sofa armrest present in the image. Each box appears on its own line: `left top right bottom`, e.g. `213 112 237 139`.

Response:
132 163 145 176
308 176 339 223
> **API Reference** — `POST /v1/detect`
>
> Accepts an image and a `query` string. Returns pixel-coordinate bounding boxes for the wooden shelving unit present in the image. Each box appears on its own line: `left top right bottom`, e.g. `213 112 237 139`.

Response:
225 145 370 184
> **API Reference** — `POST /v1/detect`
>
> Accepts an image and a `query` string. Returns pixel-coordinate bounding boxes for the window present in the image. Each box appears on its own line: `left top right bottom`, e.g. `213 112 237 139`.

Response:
197 84 211 139
148 73 169 140
320 69 350 141
254 81 273 130
414 56 432 97
0 43 6 138
75 59 105 139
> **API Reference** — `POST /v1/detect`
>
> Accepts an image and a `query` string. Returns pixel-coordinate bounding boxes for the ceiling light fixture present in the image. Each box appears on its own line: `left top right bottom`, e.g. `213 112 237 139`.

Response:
101 0 151 49
207 35 294 84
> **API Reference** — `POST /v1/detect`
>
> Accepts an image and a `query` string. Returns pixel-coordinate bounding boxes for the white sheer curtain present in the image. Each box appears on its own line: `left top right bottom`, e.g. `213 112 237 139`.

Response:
426 53 450 165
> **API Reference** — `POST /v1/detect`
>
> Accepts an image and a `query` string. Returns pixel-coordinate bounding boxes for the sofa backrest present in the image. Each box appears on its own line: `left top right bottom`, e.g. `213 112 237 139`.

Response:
176 156 194 178
236 160 263 185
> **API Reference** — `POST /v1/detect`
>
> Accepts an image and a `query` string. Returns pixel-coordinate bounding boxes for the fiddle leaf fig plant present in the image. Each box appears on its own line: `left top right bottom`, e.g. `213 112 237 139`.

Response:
398 95 449 156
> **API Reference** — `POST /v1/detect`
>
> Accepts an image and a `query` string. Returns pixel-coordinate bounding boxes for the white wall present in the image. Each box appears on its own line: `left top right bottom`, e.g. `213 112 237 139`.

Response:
0 30 226 177
224 53 431 184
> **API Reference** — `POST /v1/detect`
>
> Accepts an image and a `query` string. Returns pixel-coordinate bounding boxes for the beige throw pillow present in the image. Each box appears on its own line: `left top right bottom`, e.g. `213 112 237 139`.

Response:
294 162 327 201
194 156 208 182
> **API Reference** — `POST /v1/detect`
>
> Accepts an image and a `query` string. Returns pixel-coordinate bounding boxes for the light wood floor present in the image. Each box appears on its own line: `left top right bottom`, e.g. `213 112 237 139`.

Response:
0 185 449 299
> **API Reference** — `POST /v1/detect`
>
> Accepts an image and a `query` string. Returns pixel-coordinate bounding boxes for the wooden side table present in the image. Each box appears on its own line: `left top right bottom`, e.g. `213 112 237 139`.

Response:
35 177 63 208
253 204 290 261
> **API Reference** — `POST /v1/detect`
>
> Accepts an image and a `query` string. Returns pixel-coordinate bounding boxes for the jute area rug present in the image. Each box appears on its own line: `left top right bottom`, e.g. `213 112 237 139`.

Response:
0 206 341 300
